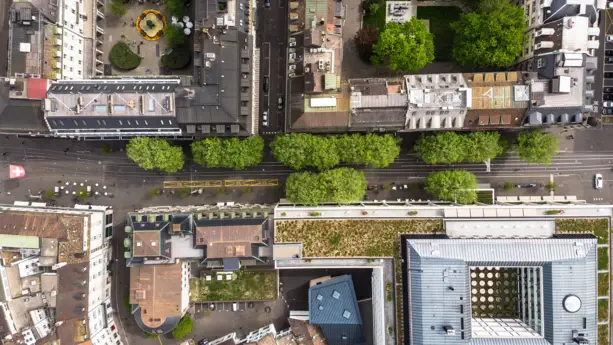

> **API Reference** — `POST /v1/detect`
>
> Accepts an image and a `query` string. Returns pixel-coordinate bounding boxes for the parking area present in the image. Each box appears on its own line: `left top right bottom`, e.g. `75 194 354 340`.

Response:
257 0 288 134
190 299 288 342
601 9 613 117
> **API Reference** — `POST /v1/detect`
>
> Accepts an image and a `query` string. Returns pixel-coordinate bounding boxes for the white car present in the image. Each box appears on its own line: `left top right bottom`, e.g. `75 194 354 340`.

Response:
608 35 613 42
595 174 604 189
609 1 613 8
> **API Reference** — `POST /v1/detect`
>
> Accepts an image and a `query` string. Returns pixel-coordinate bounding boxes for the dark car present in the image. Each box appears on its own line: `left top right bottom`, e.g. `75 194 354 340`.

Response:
607 57 613 64
265 0 271 7
277 96 284 110
605 72 613 79
263 77 269 93
198 339 209 345
607 50 613 56
605 87 613 93
516 183 537 188
603 108 613 115
605 93 613 100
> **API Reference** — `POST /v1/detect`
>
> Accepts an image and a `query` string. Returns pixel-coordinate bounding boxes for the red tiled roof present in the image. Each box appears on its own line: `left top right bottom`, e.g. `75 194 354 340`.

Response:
27 78 48 100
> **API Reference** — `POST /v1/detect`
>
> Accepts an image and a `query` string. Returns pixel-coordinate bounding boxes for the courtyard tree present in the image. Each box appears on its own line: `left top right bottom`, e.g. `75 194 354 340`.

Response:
126 137 184 173
451 3 525 68
424 170 477 204
415 132 466 165
108 0 127 17
166 0 184 17
460 0 510 13
516 131 559 165
354 25 379 62
165 24 185 48
371 18 434 72
171 316 193 340
191 136 264 170
109 42 141 70
285 168 367 205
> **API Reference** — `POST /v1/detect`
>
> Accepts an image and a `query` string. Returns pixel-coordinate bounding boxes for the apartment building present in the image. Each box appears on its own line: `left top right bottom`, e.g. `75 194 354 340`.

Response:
0 202 119 345
518 0 602 61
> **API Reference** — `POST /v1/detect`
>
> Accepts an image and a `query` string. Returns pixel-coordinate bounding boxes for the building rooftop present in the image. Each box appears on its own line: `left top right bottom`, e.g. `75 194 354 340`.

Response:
133 231 162 257
195 218 266 258
405 237 597 345
130 263 183 333
45 80 178 117
176 0 254 136
535 17 596 54
8 2 45 77
309 275 364 345
0 81 47 133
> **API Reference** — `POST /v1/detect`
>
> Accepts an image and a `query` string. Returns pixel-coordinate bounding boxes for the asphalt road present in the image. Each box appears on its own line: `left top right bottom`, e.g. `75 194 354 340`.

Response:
1 137 612 182
257 0 288 134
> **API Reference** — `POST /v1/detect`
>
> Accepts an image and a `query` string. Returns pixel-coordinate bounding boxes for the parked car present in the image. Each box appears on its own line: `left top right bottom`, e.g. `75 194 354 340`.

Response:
262 110 268 121
605 72 613 79
603 108 613 115
277 96 284 110
607 50 613 56
265 0 271 8
605 87 613 93
607 35 613 42
516 183 537 188
603 101 613 107
263 77 269 93
606 57 613 64
198 339 209 345
609 2 613 7
595 173 604 189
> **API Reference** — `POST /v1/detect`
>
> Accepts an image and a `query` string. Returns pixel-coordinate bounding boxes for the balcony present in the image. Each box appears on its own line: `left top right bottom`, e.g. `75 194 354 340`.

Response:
96 48 104 55
97 0 105 7
95 69 104 76
96 58 104 65
96 26 104 34
96 10 104 19
96 39 103 46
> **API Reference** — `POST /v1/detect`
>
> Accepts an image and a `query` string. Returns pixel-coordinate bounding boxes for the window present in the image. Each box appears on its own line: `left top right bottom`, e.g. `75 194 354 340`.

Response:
71 9 75 14
78 49 82 54
78 70 82 75
70 67 73 72
78 60 82 65
70 57 73 61
537 58 545 68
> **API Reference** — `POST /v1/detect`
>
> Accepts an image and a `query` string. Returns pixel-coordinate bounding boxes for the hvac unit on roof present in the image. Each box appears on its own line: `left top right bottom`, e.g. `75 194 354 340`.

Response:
443 326 455 335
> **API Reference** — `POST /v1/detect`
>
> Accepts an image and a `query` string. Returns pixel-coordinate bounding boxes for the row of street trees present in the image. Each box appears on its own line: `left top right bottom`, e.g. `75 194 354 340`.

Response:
285 168 368 205
415 131 506 165
271 133 401 170
416 131 559 165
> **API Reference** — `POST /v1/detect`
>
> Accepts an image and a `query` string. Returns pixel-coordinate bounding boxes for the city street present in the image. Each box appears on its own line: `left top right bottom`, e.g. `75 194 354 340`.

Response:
2 129 613 204
256 0 288 134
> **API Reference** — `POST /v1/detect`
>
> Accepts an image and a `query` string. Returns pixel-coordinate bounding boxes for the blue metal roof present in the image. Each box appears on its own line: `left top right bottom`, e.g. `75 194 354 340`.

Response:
308 275 365 345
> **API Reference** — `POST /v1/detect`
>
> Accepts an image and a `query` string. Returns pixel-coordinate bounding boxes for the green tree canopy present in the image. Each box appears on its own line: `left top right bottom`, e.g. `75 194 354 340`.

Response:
424 170 477 204
451 3 525 68
191 136 264 170
372 18 434 72
166 0 184 17
285 168 367 205
415 132 505 164
171 316 193 340
165 25 185 48
336 134 401 168
109 42 141 70
460 0 511 13
108 0 127 17
126 137 184 173
271 133 400 170
354 25 379 62
415 132 466 165
463 131 505 162
270 134 340 170
516 131 559 165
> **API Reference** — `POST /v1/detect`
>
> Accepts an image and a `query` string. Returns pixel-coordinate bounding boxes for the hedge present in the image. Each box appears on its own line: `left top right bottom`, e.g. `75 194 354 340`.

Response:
109 42 141 70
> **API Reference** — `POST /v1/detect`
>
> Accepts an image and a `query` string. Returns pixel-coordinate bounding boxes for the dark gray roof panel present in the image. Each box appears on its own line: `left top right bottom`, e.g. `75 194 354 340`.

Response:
48 81 180 94
47 116 179 129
